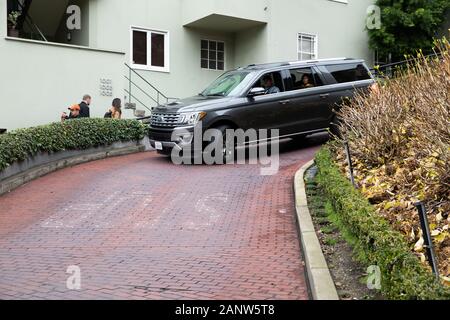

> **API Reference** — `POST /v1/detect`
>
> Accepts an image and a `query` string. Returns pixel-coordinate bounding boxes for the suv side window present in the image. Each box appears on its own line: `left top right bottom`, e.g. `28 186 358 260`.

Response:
252 71 285 95
287 67 323 91
325 63 371 83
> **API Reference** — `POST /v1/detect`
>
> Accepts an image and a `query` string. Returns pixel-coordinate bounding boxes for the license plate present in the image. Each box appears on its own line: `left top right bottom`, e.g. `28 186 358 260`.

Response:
155 142 163 150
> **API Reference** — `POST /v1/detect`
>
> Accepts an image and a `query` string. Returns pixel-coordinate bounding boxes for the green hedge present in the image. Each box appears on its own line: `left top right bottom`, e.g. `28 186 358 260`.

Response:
0 118 146 171
315 147 450 300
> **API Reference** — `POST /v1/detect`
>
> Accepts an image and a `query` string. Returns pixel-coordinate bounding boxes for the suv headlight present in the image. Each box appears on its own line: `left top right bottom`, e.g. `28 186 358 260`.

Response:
179 112 207 126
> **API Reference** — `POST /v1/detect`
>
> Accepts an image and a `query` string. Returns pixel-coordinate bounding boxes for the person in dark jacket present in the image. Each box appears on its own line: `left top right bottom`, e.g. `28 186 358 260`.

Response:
79 94 92 118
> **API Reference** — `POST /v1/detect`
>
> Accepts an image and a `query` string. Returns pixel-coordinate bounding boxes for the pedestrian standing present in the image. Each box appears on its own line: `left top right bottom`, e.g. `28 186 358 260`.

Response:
79 94 92 118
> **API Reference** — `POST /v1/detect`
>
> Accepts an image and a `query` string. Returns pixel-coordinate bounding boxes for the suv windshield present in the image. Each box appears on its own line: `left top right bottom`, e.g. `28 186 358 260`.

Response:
201 71 252 97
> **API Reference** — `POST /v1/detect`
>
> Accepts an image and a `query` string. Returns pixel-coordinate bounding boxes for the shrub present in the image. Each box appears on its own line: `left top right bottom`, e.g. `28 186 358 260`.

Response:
0 118 146 171
336 41 450 278
315 147 450 300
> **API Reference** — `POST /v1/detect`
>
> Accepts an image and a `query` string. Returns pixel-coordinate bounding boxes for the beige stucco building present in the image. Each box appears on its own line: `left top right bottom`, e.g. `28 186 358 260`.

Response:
1 0 375 130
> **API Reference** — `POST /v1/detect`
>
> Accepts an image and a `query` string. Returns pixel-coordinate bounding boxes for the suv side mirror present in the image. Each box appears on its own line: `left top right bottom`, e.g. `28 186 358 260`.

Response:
248 87 266 97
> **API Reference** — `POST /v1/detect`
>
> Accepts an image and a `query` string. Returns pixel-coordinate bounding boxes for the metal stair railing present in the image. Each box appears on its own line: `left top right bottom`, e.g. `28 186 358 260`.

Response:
124 63 178 116
124 88 153 114
14 0 47 42
124 75 160 106
370 52 443 79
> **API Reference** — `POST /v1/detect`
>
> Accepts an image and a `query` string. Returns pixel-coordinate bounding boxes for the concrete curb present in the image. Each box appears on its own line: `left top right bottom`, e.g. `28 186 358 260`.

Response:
294 160 339 300
0 140 150 197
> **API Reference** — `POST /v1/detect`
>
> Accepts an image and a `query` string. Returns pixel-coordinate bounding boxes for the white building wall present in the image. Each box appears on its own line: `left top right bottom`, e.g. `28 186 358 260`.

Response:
93 0 235 103
0 0 4 38
0 39 125 130
182 0 269 26
0 1 125 130
1 0 375 131
266 0 374 64
235 25 269 67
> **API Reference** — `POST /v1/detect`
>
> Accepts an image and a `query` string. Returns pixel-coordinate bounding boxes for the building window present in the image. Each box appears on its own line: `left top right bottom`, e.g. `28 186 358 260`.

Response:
131 27 169 72
201 40 225 71
298 33 318 61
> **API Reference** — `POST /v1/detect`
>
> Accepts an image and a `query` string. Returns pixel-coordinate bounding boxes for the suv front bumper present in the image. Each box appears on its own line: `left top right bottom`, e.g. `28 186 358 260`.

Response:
148 126 202 156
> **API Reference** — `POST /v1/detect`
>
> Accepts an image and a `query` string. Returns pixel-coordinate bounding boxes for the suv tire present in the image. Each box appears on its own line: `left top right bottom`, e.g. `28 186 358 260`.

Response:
204 124 234 164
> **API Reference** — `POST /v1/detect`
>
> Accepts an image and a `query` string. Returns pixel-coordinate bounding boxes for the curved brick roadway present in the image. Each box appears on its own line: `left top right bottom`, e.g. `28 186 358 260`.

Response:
0 136 326 300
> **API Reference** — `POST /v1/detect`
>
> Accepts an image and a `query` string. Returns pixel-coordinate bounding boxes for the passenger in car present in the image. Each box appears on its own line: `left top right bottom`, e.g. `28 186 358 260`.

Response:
300 74 315 89
263 75 280 94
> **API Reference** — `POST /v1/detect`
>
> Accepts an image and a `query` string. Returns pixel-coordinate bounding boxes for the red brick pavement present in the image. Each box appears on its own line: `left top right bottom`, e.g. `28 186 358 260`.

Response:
0 137 325 300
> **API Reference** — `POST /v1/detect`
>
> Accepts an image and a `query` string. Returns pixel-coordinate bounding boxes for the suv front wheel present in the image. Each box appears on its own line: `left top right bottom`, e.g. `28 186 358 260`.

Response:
204 124 234 164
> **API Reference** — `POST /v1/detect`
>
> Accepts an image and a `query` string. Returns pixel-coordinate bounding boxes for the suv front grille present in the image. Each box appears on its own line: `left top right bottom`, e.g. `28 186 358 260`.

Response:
150 113 182 128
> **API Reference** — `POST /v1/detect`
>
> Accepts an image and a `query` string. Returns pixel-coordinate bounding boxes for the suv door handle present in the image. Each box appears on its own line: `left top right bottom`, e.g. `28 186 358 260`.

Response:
279 100 291 105
320 94 330 99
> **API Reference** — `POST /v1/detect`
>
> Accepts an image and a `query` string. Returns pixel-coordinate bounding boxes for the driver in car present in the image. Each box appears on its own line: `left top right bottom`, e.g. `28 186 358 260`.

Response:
263 75 280 94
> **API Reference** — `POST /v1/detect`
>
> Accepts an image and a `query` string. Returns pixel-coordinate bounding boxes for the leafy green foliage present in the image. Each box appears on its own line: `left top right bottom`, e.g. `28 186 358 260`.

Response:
368 0 450 61
7 11 20 28
0 119 146 171
315 147 450 300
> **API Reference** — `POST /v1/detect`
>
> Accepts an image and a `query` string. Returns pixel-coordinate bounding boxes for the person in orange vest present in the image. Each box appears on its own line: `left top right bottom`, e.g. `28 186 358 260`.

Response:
61 104 81 122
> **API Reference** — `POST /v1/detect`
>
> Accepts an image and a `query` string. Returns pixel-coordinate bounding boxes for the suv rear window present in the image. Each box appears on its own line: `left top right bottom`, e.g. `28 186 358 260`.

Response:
326 63 371 83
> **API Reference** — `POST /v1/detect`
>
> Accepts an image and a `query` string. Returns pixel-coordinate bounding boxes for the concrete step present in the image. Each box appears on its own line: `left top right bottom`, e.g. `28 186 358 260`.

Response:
125 102 137 110
134 110 146 117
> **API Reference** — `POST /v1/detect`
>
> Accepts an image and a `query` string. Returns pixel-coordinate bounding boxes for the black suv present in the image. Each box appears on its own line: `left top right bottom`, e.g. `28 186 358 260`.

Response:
148 58 374 155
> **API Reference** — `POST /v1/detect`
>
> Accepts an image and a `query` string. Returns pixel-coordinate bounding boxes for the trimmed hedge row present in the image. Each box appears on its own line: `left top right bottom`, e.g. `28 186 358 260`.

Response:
315 147 450 300
0 118 146 171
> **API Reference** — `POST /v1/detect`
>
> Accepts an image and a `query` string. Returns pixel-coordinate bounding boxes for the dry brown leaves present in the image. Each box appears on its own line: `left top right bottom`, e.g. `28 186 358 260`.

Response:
334 41 450 281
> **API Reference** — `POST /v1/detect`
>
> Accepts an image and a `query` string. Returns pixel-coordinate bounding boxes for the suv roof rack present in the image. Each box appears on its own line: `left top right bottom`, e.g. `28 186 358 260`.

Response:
245 62 290 68
289 57 350 64
241 57 359 70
